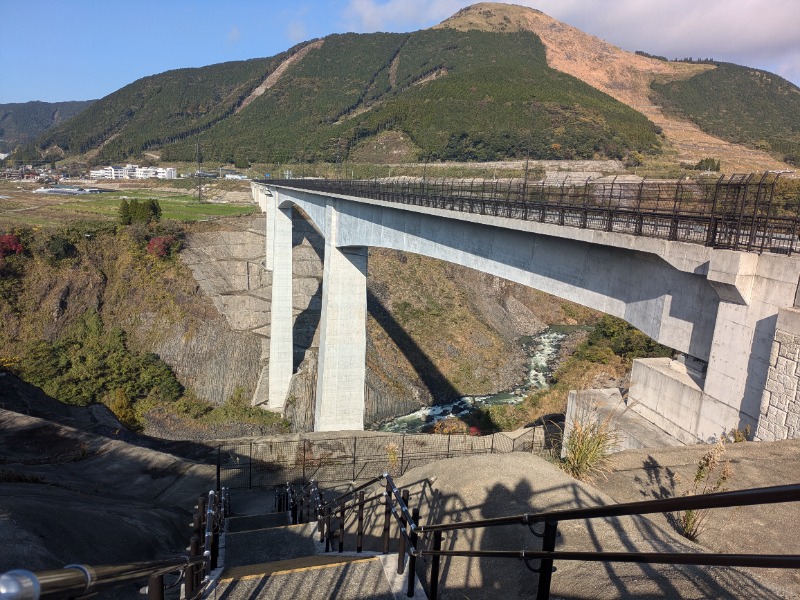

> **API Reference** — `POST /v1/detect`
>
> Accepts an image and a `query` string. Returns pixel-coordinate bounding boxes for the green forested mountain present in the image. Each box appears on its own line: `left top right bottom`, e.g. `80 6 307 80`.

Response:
0 100 94 153
12 51 298 164
651 63 800 162
16 29 661 165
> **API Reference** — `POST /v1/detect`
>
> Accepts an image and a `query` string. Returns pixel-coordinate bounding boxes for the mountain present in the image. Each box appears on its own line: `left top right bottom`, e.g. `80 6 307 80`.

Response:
437 3 800 171
0 100 94 154
12 3 800 171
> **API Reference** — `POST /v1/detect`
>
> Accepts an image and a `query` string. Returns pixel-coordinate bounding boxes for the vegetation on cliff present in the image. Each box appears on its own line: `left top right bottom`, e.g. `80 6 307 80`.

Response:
0 220 286 433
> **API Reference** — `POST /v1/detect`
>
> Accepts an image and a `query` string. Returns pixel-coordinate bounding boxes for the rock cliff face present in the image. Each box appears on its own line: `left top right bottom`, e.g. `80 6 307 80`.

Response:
181 210 589 431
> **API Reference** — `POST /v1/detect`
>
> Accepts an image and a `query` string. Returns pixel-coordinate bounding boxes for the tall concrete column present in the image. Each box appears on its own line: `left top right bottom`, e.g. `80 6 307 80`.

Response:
267 202 294 410
264 188 276 271
315 202 368 431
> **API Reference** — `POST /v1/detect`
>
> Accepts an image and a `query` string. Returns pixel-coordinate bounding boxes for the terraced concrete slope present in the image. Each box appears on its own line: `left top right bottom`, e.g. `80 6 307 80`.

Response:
437 2 794 173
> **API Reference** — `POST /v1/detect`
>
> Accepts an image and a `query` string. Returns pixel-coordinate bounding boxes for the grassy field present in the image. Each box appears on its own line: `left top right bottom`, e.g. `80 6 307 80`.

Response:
0 181 257 229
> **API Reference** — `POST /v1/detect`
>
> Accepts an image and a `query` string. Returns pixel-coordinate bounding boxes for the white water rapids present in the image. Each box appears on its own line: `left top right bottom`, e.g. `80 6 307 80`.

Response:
377 326 585 433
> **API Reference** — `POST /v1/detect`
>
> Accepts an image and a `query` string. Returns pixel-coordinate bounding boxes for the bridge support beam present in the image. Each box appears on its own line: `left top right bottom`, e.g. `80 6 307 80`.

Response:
267 202 294 410
315 204 368 431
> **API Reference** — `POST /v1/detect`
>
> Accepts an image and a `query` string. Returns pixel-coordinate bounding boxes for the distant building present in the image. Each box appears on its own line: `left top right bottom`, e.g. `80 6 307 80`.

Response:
89 164 177 180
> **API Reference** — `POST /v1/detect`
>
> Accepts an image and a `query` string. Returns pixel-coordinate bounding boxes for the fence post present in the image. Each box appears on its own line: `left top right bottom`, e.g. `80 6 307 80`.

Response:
248 442 253 489
352 437 358 481
357 491 365 553
536 520 559 600
446 434 451 459
302 441 307 485
147 574 164 600
406 507 419 598
400 435 406 475
491 434 495 454
430 530 443 600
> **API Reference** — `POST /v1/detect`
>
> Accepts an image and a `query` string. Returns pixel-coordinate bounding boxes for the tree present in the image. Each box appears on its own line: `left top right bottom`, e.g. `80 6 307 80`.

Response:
118 199 132 225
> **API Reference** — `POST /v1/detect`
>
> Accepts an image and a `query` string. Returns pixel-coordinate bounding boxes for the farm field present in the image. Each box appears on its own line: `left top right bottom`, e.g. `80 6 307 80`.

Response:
0 180 257 228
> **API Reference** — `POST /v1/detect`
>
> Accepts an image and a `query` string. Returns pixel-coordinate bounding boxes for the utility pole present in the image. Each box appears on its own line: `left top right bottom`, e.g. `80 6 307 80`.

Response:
196 141 203 203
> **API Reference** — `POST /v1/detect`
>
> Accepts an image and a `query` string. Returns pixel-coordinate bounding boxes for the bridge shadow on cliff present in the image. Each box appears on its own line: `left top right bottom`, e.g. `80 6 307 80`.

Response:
367 289 461 404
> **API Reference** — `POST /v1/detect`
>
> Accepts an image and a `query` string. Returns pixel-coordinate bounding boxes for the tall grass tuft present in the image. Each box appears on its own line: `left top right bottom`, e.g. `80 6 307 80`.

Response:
674 440 732 541
560 413 620 482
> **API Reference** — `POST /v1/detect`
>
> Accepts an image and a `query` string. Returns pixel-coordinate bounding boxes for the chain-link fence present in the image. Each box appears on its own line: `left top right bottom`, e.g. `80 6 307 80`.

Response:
217 427 556 489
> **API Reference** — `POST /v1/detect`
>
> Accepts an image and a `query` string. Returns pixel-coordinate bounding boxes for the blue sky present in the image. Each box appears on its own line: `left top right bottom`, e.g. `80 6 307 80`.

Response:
1 0 798 104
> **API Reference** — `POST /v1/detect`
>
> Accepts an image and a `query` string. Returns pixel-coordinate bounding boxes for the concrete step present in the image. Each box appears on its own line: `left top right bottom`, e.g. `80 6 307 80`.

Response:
225 522 319 566
215 555 396 600
228 512 292 533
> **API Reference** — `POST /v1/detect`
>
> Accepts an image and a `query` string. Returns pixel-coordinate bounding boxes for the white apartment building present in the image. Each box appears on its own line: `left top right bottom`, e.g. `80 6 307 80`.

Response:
89 165 177 180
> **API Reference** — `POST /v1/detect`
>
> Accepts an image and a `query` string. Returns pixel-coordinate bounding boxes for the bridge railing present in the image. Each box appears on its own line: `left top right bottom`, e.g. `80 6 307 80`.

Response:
259 172 798 254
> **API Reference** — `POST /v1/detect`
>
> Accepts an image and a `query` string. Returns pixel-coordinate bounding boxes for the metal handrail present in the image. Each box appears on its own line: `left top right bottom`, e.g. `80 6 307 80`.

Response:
0 488 226 600
0 557 208 600
416 483 800 600
416 483 800 533
318 475 384 512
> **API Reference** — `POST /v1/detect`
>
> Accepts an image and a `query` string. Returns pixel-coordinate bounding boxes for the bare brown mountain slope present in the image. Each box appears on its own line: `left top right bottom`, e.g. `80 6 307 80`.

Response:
436 3 793 173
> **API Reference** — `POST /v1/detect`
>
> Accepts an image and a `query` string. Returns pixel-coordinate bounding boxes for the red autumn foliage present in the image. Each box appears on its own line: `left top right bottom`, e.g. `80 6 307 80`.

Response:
0 234 24 258
146 235 176 258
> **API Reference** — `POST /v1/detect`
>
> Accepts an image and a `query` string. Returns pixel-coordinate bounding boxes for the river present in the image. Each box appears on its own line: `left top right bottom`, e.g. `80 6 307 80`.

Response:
377 325 587 433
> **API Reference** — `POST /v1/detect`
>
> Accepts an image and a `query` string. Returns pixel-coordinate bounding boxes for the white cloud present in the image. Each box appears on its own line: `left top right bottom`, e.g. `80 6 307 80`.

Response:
287 20 310 43
227 26 241 45
340 0 800 85
342 0 464 31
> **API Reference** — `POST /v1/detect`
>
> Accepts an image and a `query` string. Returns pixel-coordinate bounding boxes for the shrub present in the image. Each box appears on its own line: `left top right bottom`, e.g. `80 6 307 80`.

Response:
44 235 77 261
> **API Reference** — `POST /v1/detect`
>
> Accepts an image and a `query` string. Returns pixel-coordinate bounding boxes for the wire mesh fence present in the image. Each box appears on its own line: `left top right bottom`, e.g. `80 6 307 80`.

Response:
217 427 555 489
260 172 798 254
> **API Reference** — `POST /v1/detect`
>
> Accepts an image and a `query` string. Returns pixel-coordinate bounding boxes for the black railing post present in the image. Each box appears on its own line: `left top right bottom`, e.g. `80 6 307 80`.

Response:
216 445 221 493
430 530 443 600
187 535 200 597
147 574 164 600
325 509 334 553
357 491 365 553
407 507 420 598
338 503 346 553
248 442 253 489
536 519 559 600
318 491 325 541
382 484 392 554
397 489 410 575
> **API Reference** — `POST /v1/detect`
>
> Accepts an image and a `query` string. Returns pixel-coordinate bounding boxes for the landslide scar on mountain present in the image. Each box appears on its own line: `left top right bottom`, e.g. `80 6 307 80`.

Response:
236 40 325 114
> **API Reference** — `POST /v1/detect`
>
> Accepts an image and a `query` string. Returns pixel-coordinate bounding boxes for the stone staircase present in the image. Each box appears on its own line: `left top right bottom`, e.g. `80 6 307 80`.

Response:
212 489 424 600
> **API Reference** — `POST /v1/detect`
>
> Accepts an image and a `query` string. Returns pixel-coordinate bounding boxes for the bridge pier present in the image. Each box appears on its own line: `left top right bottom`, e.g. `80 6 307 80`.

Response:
315 202 368 431
267 198 294 411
